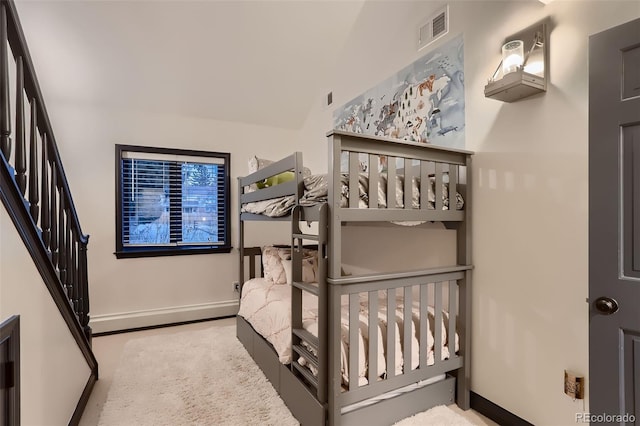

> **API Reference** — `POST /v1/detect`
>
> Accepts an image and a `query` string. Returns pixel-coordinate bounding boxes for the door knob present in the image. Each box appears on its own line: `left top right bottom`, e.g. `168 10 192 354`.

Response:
593 297 619 315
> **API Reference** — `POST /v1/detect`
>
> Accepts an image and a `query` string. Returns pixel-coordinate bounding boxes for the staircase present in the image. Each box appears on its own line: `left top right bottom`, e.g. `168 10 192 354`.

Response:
0 0 98 419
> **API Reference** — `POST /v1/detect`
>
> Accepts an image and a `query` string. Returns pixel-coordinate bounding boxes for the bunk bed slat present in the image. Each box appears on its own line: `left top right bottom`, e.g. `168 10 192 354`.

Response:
386 291 396 379
387 156 397 208
238 152 301 187
241 179 297 204
403 286 413 373
434 283 443 364
420 160 430 210
450 164 459 208
368 154 379 208
419 283 429 368
367 290 378 385
403 158 413 209
348 293 360 389
435 162 443 211
328 283 342 426
449 280 458 360
349 152 359 208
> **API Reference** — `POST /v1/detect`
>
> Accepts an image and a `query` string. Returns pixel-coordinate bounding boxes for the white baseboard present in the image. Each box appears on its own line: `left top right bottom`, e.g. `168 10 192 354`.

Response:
89 300 239 334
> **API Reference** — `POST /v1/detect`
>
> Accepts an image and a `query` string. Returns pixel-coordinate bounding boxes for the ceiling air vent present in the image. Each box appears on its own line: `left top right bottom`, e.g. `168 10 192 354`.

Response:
417 5 449 51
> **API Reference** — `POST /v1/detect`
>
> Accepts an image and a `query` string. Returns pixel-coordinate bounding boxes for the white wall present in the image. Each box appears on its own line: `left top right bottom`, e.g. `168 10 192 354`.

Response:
296 1 640 424
0 206 91 425
49 104 295 332
470 2 638 423
47 102 297 332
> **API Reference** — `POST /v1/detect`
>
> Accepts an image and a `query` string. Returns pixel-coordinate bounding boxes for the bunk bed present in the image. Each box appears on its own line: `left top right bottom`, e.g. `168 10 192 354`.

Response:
237 130 472 426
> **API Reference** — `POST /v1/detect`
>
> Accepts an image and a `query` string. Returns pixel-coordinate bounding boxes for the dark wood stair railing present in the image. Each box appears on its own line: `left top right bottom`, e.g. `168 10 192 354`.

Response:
0 0 98 417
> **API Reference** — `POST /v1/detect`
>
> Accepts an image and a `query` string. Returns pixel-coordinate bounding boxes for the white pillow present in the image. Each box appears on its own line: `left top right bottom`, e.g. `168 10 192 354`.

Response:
248 155 312 177
248 156 274 174
261 246 288 284
281 256 318 284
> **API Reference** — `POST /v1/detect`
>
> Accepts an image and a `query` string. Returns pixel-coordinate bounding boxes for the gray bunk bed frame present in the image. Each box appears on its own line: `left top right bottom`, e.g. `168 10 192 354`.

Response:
237 130 473 426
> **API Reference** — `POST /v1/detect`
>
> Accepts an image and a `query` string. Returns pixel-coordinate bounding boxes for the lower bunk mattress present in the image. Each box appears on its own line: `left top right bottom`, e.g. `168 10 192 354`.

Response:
237 277 459 387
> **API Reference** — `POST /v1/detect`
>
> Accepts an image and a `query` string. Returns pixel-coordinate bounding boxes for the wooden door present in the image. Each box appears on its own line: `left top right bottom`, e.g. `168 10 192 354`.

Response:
0 315 19 426
589 17 640 423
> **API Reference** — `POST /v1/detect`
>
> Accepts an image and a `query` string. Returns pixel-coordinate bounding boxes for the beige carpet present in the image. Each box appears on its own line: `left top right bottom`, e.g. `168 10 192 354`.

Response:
97 324 475 426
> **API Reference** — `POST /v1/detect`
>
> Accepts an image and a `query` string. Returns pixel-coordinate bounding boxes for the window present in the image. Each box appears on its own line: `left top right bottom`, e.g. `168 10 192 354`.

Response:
115 145 231 258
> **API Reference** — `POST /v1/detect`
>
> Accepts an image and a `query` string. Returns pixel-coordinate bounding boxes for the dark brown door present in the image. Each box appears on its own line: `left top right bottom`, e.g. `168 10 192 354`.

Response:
0 315 19 426
589 17 640 424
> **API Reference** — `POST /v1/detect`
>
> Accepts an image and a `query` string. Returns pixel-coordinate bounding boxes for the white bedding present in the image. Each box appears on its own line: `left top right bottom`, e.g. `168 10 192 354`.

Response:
299 173 464 211
240 195 296 218
241 172 464 218
237 278 458 386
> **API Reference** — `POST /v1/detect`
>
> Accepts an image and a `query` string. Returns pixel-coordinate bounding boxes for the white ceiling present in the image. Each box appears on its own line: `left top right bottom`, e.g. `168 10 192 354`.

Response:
15 0 366 129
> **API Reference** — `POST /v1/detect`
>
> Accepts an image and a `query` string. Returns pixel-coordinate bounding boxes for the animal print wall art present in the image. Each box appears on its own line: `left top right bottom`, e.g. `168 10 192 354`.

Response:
333 34 465 149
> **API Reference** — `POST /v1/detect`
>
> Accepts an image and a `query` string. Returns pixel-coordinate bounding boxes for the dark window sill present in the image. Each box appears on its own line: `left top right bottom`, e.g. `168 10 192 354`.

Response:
114 245 233 259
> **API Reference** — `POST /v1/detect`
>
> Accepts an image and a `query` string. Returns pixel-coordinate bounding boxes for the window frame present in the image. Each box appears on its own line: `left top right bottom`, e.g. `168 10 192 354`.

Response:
114 144 231 259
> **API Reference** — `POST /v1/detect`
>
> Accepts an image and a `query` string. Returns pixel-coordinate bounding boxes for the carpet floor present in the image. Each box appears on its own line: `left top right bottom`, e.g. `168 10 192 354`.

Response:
94 322 483 425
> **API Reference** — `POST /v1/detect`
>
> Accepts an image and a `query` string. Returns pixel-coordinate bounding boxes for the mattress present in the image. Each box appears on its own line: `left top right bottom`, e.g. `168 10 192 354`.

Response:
237 277 458 387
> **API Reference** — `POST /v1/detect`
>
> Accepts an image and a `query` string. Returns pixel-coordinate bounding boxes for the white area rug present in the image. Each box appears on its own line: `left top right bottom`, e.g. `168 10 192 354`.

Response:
393 405 475 426
98 324 475 426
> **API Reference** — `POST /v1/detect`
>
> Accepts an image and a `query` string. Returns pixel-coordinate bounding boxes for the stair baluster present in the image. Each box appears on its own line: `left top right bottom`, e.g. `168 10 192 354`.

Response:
28 100 38 221
40 133 50 248
0 4 10 160
50 155 58 265
15 55 26 194
57 185 65 282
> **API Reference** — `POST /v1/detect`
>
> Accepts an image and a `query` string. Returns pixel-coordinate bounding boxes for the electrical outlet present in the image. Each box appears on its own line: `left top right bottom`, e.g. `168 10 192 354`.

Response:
564 370 585 400
232 281 240 293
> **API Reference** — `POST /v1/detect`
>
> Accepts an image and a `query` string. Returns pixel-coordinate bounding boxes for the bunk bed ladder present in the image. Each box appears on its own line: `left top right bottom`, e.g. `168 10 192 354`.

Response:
290 203 328 405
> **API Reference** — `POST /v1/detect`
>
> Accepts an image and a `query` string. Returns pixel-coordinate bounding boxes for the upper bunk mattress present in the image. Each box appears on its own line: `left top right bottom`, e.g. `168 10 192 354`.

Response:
241 172 464 218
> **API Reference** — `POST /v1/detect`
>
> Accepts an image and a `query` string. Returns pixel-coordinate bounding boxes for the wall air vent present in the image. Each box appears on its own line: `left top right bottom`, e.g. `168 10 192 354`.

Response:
417 5 449 51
